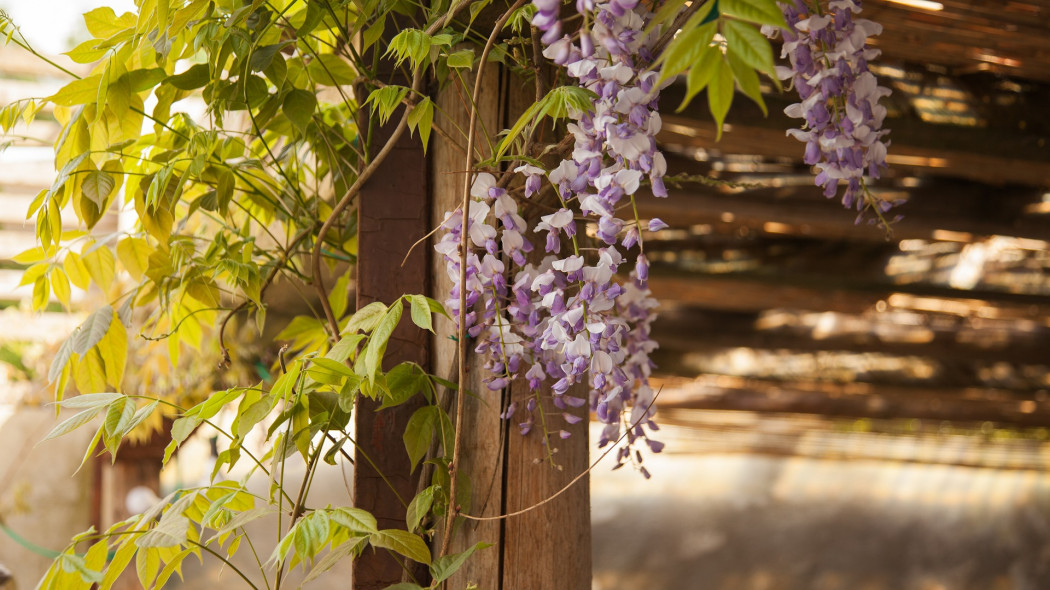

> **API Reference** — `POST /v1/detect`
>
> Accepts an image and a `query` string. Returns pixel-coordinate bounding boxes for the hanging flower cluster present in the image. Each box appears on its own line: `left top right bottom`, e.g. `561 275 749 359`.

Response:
766 0 894 220
435 0 670 473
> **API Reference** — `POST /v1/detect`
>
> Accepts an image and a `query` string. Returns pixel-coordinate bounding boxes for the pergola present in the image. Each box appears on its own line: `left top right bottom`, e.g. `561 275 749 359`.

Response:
643 0 1050 427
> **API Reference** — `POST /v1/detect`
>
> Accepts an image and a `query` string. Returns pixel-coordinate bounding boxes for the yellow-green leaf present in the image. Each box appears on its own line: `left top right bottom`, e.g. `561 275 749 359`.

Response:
707 56 735 140
369 529 431 565
722 18 776 77
116 236 150 280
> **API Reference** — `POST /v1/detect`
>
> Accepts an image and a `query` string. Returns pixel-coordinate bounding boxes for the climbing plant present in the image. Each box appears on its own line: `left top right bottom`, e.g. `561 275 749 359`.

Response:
0 0 891 588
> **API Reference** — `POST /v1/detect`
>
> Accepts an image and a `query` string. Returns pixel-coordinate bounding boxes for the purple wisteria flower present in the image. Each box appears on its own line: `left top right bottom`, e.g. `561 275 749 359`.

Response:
435 0 671 472
767 0 896 221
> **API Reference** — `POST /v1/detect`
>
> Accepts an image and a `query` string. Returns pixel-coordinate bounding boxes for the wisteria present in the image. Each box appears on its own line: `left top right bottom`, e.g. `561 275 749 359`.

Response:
766 0 895 221
435 0 670 472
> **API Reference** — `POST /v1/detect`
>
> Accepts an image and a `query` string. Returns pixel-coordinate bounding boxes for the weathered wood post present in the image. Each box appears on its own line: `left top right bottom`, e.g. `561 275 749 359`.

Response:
353 25 591 590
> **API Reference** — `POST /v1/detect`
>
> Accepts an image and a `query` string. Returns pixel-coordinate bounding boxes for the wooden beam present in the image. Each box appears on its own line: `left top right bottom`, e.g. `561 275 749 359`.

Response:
638 173 1050 244
658 113 1050 188
866 0 1050 83
646 271 1050 317
656 376 1050 426
651 308 1050 365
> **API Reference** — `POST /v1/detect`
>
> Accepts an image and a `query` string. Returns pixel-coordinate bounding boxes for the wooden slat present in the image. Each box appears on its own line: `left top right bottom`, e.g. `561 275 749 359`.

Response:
658 114 1050 188
651 307 1050 365
867 0 1050 82
656 375 1050 426
646 271 1050 317
637 180 1050 244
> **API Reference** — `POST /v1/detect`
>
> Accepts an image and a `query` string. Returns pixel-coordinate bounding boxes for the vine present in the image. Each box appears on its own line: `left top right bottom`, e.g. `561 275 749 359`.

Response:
0 0 893 588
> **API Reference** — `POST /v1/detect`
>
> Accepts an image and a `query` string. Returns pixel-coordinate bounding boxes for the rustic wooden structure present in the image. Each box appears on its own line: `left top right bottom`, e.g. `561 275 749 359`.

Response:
642 1 1050 429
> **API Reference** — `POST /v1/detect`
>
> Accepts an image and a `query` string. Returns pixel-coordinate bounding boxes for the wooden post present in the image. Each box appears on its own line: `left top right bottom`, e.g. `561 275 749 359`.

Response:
353 101 431 589
429 63 592 589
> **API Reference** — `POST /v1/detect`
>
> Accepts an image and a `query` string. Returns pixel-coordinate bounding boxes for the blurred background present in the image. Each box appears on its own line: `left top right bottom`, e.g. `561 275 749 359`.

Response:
2 1 1050 589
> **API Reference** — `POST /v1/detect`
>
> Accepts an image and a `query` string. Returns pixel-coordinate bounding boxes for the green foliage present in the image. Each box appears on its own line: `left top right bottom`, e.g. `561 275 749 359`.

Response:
6 0 791 587
494 85 597 163
657 0 784 135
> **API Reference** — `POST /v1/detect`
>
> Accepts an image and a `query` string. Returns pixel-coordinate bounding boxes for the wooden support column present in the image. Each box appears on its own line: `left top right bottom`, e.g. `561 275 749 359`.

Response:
353 99 431 589
430 64 592 589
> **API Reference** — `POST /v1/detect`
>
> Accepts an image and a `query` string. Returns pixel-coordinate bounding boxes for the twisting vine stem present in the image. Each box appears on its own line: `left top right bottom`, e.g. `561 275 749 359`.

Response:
442 0 530 560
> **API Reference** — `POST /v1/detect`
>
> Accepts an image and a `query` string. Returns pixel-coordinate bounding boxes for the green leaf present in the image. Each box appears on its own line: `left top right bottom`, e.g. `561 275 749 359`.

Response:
136 515 189 548
275 315 328 353
307 53 357 86
424 296 451 319
364 303 402 383
721 0 788 28
645 0 690 33
41 408 102 442
403 405 437 471
385 29 432 70
64 39 107 64
495 86 596 162
100 540 137 590
211 507 277 539
430 542 492 584
406 97 434 152
684 57 723 108
136 546 160 588
307 357 358 385
330 507 378 534
302 538 365 585
59 553 103 584
380 362 428 410
326 333 365 363
165 64 210 91
82 171 116 208
447 49 475 68
72 305 114 355
722 18 777 77
364 86 409 126
125 68 167 92
707 56 735 140
249 43 286 72
169 415 201 448
103 396 136 452
369 529 431 565
406 485 437 534
343 301 388 335
407 294 434 332
727 47 768 115
658 21 717 82
58 392 124 410
283 88 317 131
47 75 103 106
362 17 386 51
